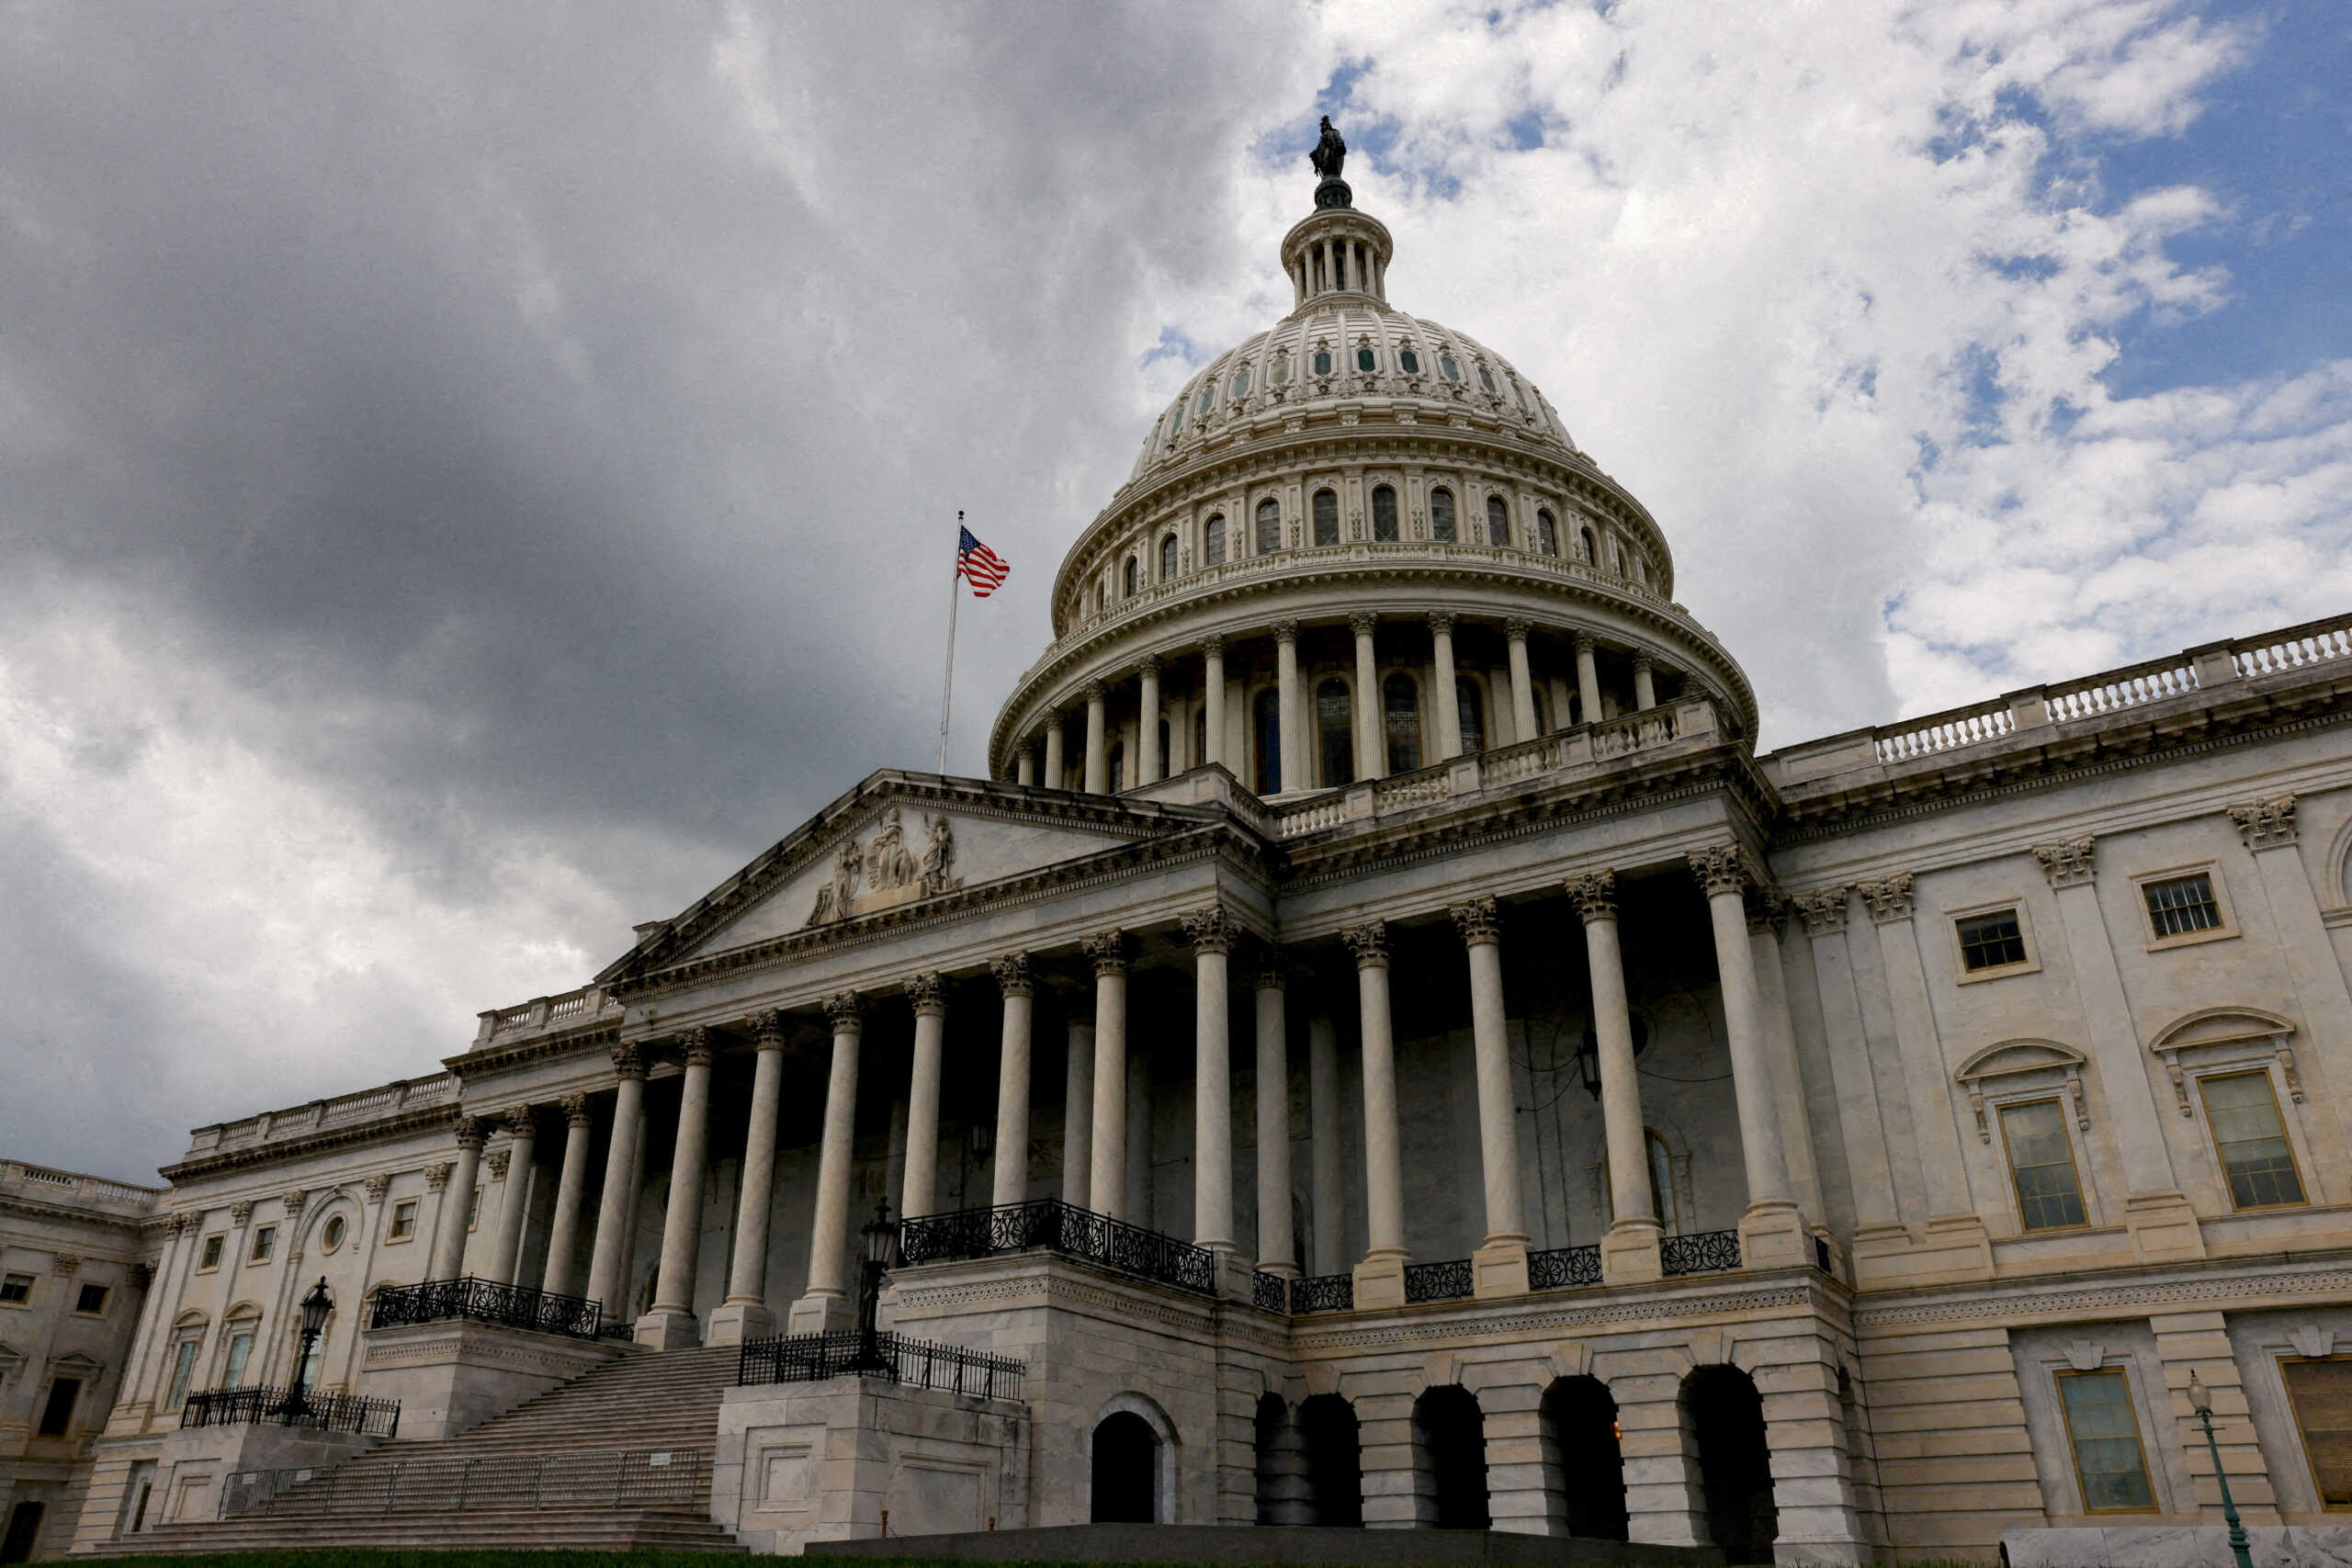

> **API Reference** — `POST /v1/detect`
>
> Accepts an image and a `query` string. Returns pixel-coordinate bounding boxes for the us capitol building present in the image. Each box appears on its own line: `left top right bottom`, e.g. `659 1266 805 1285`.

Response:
6 140 2352 1568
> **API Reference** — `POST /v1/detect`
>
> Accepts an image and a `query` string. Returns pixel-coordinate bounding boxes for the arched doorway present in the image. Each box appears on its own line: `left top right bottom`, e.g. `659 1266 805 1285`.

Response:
1298 1393 1363 1527
1685 1365 1776 1563
1542 1376 1628 1540
1254 1393 1313 1524
1413 1386 1489 1529
1091 1411 1159 1523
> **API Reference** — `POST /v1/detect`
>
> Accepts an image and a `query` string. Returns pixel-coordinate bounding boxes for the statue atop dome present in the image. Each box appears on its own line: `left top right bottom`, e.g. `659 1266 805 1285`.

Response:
1309 115 1352 210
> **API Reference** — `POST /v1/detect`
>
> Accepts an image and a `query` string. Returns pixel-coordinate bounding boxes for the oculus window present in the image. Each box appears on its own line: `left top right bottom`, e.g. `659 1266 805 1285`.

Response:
322 1214 347 1253
2143 872 2222 939
1311 489 1340 547
1998 1100 2086 1231
1255 499 1282 555
1957 910 2028 973
2056 1370 2156 1512
1430 488 1457 543
1371 485 1398 542
2200 1071 2305 1209
2283 1358 2352 1509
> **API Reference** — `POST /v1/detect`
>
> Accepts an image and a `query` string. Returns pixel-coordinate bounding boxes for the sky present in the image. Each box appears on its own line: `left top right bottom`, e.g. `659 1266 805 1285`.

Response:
1 1 2345 1180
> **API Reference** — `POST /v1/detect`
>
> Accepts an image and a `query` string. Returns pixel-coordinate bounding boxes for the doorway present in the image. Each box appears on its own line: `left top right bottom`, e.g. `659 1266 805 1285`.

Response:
1091 1411 1158 1523
1686 1365 1777 1563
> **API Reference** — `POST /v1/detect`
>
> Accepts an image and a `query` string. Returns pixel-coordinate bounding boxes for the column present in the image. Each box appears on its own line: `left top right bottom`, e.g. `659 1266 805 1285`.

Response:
1633 653 1658 711
2231 795 2352 1160
1083 682 1109 794
1747 899 1827 1232
1351 612 1381 781
980 953 1035 1207
902 973 946 1221
1688 846 1805 1268
1016 748 1036 786
709 1011 786 1345
426 1117 486 1281
1568 872 1660 1284
1548 675 1574 736
1344 921 1409 1307
1201 636 1227 769
1125 1049 1153 1226
1429 613 1463 759
485 1106 537 1285
1043 713 1065 789
1182 907 1241 1256
1790 891 1899 1235
1505 618 1538 743
1253 957 1295 1277
1308 1014 1346 1276
585 1045 647 1313
1084 931 1130 1219
1062 1018 1095 1206
1137 658 1163 784
1451 896 1530 1295
538 1097 594 1297
790 993 864 1332
638 1028 714 1348
1273 619 1302 794
1575 633 1602 728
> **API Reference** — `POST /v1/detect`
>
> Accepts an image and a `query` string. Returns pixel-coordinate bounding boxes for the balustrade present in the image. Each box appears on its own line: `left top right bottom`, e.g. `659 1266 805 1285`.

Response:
738 1330 1023 1403
1402 1258 1474 1303
897 1198 1215 1294
1290 1273 1354 1314
1659 1228 1742 1277
368 1277 602 1340
1529 1244 1602 1290
181 1385 400 1438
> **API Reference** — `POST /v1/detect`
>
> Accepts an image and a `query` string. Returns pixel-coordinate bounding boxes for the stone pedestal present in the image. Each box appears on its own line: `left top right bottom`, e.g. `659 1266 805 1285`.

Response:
1351 1253 1407 1311
705 1301 776 1347
355 1318 623 1441
786 1292 854 1335
2124 1189 2208 1263
1735 1200 1810 1270
632 1304 702 1351
1600 1219 1663 1285
1472 1236 1530 1299
1849 1214 1994 1290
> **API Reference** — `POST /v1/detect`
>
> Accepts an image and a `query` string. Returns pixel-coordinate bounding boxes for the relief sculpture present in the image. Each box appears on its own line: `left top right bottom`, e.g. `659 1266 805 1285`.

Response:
808 807 963 926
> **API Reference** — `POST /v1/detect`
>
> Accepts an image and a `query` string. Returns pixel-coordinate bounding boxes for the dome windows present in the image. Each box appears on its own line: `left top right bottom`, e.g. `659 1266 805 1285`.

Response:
1510 377 1528 411
1204 513 1227 566
1169 400 1183 435
1196 384 1216 417
1271 353 1291 387
1256 497 1282 554
1124 557 1140 596
1487 494 1510 547
1159 534 1179 581
1372 484 1398 542
1356 344 1376 373
1579 525 1599 564
1232 367 1250 398
1477 364 1498 396
1312 348 1333 378
1311 488 1340 547
1399 347 1421 376
1455 676 1487 753
1430 487 1458 542
1536 508 1558 557
1439 354 1462 382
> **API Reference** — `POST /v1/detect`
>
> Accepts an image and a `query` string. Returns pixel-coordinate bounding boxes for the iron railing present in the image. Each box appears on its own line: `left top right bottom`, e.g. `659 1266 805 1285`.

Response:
1529 1244 1602 1290
1660 1228 1742 1278
737 1329 1023 1402
368 1276 602 1340
898 1198 1215 1294
220 1448 702 1518
181 1384 399 1438
1404 1258 1474 1303
1252 1270 1289 1313
1291 1273 1353 1314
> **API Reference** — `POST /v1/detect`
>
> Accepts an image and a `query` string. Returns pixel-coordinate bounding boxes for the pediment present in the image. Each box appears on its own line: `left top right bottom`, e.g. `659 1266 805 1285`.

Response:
2151 1007 2296 1055
1955 1039 2086 1085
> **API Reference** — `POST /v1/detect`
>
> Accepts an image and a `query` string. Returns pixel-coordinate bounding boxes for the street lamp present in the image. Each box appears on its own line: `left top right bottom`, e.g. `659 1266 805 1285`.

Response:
287 1277 333 1421
2186 1372 2254 1568
855 1200 899 1371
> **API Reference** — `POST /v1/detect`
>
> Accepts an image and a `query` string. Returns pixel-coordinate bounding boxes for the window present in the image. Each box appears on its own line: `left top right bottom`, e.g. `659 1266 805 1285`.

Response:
1204 514 1226 566
0 1274 29 1305
74 1283 108 1315
250 1225 276 1263
1430 488 1457 542
1232 367 1250 398
1486 494 1510 546
1477 364 1498 394
222 1330 254 1389
1439 353 1461 381
468 1188 482 1229
1271 353 1290 387
1455 677 1487 754
2282 1358 2352 1508
322 1214 347 1253
1536 508 1558 556
1998 1100 2087 1231
1311 488 1339 547
2200 1071 2305 1209
389 1199 418 1241
1356 344 1375 373
164 1337 200 1411
1312 348 1332 378
1363 484 1396 543
1316 680 1353 787
1957 909 2028 973
1384 674 1421 773
1253 687 1282 795
2143 872 2223 940
1193 706 1205 769
36 1377 78 1438
1196 384 1215 417
294 1326 323 1393
1122 557 1139 597
198 1235 224 1270
1169 400 1183 434
2057 1370 2156 1512
1510 377 1528 410
1399 347 1420 375
1255 498 1282 555
1159 534 1178 581
1579 525 1597 563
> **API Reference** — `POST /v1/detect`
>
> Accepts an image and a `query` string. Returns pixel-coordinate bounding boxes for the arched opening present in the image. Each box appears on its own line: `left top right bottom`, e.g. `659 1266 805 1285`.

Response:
1383 673 1421 773
1255 1393 1311 1524
1372 484 1398 542
1316 679 1353 787
1579 525 1598 563
1487 493 1510 546
1543 1376 1628 1540
1106 742 1125 793
1430 487 1457 542
1159 535 1178 581
1256 498 1282 555
1312 488 1340 547
1536 508 1558 556
1684 1365 1776 1563
1253 687 1283 795
1193 706 1207 771
1455 676 1487 754
1204 513 1227 566
1299 1393 1363 1527
1123 557 1139 596
1413 1386 1489 1529
1091 1411 1159 1523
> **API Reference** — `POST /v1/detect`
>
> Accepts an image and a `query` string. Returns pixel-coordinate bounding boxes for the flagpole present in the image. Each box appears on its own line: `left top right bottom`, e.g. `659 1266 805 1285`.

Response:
937 511 962 775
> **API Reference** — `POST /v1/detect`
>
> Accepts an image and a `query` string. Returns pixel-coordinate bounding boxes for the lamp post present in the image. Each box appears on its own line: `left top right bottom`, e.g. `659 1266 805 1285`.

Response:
2186 1371 2254 1568
855 1200 898 1372
287 1277 333 1422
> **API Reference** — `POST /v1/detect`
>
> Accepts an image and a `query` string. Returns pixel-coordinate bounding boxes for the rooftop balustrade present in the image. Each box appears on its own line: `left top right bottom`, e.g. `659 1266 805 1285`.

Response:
186 1075 456 1157
0 1160 161 1212
472 982 623 1045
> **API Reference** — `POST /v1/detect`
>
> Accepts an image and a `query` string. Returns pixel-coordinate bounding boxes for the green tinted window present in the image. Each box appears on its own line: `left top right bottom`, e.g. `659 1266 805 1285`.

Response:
2059 1371 2155 1512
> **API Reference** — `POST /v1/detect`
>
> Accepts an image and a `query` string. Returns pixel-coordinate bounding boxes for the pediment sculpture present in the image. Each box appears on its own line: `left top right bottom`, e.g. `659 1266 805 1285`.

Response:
807 807 963 926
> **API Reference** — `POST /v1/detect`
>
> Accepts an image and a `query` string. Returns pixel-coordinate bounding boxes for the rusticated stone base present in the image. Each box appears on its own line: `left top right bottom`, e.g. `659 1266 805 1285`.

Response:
355 1317 623 1440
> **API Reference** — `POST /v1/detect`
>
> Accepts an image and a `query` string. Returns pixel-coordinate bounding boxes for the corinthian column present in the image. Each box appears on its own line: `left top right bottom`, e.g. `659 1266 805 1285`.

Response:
638 1030 714 1349
1062 1018 1094 1205
1452 897 1530 1295
1689 846 1805 1268
1429 613 1463 758
1083 682 1109 794
709 1011 786 1345
1570 872 1660 1284
789 993 864 1332
1137 658 1163 784
1633 652 1658 711
1273 620 1302 794
1084 931 1131 1219
901 973 947 1221
991 954 1035 1206
484 1107 537 1285
1505 619 1538 743
539 1096 594 1297
1043 712 1066 789
426 1117 487 1281
1253 956 1295 1277
1351 612 1381 781
1183 907 1242 1255
1201 636 1227 769
1575 634 1602 728
585 1044 647 1314
1345 921 1409 1308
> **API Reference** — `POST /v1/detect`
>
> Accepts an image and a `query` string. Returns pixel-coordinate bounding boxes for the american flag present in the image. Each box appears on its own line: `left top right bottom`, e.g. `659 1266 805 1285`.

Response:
956 525 1011 597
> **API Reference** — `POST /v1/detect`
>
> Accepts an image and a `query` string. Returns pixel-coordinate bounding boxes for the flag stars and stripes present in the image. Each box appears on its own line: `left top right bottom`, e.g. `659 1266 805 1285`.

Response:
957 527 1010 597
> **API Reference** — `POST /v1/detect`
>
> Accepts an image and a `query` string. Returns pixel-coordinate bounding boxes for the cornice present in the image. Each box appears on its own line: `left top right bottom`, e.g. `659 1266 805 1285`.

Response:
453 1021 623 1077
1852 1250 2352 1332
1290 1278 1827 1353
0 1194 154 1235
158 1102 460 1185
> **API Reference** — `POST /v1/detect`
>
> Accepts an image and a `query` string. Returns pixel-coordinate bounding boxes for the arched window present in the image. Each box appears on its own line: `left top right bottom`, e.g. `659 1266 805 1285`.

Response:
1203 514 1227 566
1398 346 1421 376
1355 344 1376 373
1256 498 1282 555
1536 508 1558 556
1169 400 1183 435
1510 376 1528 410
1383 674 1420 774
1413 1386 1490 1529
1312 347 1332 378
1106 742 1125 793
1371 485 1398 542
1439 353 1461 381
1486 494 1510 546
220 1307 260 1390
1317 679 1353 787
1312 489 1340 547
1579 525 1598 563
1231 367 1250 398
1253 687 1283 795
1092 1412 1159 1523
1430 488 1457 543
1477 364 1498 395
1159 535 1178 581
1271 353 1291 387
1196 383 1216 417
1455 677 1486 754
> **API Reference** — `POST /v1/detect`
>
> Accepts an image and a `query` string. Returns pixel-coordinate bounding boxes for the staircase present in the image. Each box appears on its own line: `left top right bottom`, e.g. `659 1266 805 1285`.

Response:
130 1345 746 1553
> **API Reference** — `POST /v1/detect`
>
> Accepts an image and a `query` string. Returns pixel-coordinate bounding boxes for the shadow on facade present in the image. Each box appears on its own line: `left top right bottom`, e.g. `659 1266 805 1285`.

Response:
1091 1411 1159 1523
1543 1374 1629 1540
1414 1385 1489 1529
1683 1365 1775 1564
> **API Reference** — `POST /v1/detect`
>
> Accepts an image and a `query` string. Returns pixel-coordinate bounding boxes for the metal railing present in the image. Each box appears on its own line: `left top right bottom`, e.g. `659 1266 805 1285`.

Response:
220 1448 704 1518
182 1384 399 1438
368 1276 602 1340
1291 1273 1353 1314
897 1198 1215 1294
1403 1258 1474 1303
1529 1244 1601 1290
1251 1270 1289 1313
737 1330 1023 1403
1660 1228 1742 1278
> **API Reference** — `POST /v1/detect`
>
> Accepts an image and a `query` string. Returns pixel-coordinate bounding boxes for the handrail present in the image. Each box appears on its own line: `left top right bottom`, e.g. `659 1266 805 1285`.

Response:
182 1384 399 1438
738 1330 1024 1403
897 1198 1216 1294
368 1276 602 1340
220 1447 702 1518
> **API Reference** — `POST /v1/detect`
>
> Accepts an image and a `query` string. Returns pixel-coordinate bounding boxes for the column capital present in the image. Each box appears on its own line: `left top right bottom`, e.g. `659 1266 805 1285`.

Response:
424 1162 454 1192
742 1009 786 1048
453 1115 488 1151
992 951 1035 997
1136 654 1160 679
364 1173 390 1204
679 1025 716 1066
1503 616 1532 642
1632 649 1655 675
1566 869 1617 923
1856 873 1917 921
559 1093 593 1127
906 970 947 1017
1574 631 1597 656
2229 793 2298 850
1341 920 1388 968
129 1260 154 1289
1083 929 1131 976
1449 895 1502 946
501 1106 536 1138
1083 680 1107 705
1200 633 1225 659
1348 611 1378 637
1791 887 1849 935
1687 842 1750 898
2030 837 2097 888
1744 887 1788 937
1272 618 1299 646
51 1252 80 1277
822 990 864 1033
487 1150 512 1180
1250 949 1290 990
1182 906 1244 954
280 1188 310 1217
1427 611 1456 636
610 1041 649 1080
229 1201 254 1224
